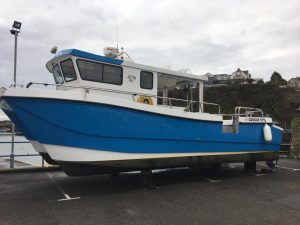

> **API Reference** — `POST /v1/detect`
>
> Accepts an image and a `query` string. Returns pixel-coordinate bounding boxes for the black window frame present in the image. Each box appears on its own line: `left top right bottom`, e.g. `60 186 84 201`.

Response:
52 64 64 84
76 59 123 86
60 58 77 82
140 71 153 90
76 59 103 83
102 63 123 85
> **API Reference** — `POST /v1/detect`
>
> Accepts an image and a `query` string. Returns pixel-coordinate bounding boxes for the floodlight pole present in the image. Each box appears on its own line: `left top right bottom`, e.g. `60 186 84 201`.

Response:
9 21 21 168
10 31 18 168
13 32 18 87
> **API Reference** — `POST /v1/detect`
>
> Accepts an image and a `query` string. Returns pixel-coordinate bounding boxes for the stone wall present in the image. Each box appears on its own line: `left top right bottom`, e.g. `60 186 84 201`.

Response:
290 118 300 159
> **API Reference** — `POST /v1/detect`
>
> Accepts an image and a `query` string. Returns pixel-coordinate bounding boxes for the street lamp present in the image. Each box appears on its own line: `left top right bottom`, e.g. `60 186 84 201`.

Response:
9 21 21 168
10 21 22 87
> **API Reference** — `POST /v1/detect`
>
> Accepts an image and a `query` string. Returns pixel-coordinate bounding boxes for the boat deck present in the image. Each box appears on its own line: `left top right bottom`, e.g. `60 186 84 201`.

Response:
0 158 300 225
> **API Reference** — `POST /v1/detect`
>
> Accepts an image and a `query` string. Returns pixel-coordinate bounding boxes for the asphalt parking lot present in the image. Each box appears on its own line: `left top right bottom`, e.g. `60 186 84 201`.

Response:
0 158 300 225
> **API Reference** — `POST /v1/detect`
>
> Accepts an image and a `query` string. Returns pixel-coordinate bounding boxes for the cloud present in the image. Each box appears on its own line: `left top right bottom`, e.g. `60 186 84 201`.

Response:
0 0 299 87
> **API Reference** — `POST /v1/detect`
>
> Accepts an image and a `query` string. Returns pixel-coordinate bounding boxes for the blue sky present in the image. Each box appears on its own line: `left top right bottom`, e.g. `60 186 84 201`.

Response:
0 0 300 88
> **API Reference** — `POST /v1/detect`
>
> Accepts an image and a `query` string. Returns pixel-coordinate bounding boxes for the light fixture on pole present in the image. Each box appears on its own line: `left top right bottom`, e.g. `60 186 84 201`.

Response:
10 21 22 87
9 20 21 169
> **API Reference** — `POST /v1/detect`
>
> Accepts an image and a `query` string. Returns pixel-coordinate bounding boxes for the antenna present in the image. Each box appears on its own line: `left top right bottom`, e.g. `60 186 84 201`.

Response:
116 17 119 51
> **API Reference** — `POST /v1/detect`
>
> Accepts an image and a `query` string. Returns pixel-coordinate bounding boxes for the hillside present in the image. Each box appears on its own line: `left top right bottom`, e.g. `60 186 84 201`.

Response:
203 84 300 127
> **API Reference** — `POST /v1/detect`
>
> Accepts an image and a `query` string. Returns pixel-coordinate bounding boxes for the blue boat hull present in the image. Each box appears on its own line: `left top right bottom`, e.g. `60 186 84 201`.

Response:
1 96 282 175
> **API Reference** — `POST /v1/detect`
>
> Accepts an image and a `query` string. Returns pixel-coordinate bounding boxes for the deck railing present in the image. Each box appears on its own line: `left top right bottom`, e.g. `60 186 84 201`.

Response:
26 82 221 114
6 82 272 119
234 107 264 117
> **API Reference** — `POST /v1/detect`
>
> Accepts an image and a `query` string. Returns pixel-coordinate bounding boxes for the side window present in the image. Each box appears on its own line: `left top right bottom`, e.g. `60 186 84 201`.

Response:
77 60 103 82
60 59 77 82
140 71 153 89
103 64 123 85
52 65 64 84
77 59 122 85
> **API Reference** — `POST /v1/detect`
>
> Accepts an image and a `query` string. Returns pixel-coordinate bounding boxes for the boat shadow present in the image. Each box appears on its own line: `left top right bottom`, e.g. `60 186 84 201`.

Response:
49 163 271 198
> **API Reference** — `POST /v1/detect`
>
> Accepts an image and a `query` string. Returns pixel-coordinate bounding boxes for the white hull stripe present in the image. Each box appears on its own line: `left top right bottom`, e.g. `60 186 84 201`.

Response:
44 144 274 162
273 124 284 131
30 141 47 153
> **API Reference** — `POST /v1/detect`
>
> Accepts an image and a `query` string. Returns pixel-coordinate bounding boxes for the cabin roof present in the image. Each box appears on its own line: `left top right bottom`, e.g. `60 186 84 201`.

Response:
47 49 207 81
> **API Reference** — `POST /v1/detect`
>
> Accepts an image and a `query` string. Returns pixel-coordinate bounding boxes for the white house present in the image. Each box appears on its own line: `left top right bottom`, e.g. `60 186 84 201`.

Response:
230 68 251 80
288 77 300 88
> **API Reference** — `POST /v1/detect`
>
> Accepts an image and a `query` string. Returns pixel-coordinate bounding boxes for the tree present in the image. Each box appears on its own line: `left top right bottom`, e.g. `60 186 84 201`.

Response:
270 71 287 85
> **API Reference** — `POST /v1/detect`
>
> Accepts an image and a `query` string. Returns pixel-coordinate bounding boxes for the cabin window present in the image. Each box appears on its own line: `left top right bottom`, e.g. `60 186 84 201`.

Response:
103 64 122 85
77 59 122 85
60 59 77 82
52 64 64 84
77 60 103 82
140 71 153 89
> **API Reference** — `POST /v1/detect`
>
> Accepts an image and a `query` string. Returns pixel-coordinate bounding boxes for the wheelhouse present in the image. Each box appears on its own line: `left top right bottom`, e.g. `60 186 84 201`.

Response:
46 49 207 112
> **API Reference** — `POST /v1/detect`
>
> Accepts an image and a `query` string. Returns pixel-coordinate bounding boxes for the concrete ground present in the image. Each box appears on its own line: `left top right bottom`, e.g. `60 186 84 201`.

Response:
0 158 300 225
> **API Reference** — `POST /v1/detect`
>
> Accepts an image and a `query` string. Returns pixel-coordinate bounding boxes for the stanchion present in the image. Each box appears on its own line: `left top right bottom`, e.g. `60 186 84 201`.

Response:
9 124 15 168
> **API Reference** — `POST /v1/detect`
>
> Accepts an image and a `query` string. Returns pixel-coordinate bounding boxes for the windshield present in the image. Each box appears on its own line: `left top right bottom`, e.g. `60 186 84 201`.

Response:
52 64 64 84
60 59 77 82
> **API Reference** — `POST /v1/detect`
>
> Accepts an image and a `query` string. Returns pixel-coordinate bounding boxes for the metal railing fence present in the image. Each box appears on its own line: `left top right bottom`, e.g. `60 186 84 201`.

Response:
0 135 45 168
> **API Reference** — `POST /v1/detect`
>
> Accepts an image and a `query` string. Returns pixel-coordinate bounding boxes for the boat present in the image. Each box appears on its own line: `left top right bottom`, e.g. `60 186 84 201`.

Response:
0 47 283 176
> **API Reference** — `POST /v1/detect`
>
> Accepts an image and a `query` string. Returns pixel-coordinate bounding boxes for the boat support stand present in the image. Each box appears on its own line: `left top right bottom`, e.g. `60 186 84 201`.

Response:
141 169 159 190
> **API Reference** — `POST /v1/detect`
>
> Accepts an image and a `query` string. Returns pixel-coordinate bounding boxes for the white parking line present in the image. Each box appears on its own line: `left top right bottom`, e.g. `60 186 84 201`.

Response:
47 173 80 202
206 178 221 183
255 173 266 177
278 166 300 171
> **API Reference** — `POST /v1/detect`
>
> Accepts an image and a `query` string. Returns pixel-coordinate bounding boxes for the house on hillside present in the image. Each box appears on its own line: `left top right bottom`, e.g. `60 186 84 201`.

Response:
204 69 263 87
288 77 300 88
215 74 231 80
204 73 231 81
230 68 251 80
203 73 231 86
204 73 215 81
